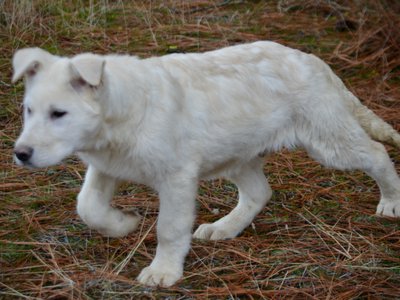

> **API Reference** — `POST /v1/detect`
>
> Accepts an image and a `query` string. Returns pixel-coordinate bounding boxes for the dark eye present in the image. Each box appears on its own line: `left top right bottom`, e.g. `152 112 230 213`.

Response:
27 107 32 115
50 110 67 119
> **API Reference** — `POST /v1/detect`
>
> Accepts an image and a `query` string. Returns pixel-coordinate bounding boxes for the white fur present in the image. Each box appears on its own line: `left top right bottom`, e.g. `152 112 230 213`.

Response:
13 41 400 287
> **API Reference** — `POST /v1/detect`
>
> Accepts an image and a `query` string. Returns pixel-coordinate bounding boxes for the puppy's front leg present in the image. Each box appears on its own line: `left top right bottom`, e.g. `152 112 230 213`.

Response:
137 175 197 287
77 165 140 237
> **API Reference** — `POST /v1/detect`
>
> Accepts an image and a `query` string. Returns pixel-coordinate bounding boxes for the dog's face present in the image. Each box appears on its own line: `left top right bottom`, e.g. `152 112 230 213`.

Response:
12 48 105 168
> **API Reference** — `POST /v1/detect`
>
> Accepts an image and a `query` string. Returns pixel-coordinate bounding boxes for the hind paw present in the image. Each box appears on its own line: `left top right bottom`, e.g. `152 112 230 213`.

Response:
376 200 400 218
193 223 240 240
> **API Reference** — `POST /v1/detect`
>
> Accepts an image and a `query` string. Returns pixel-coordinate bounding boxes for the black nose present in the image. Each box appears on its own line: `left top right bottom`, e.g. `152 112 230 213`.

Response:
14 146 34 162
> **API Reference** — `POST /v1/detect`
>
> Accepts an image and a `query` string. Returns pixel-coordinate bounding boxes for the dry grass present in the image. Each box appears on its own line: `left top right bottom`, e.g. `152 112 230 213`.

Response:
1 1 400 299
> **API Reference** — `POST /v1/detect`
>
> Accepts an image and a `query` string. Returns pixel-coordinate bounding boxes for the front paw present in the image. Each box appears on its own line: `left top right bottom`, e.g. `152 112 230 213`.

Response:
97 210 141 238
137 265 182 287
78 205 141 238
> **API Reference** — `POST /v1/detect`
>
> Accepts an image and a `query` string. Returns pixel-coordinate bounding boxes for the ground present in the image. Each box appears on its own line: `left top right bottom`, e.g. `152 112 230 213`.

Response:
1 1 400 299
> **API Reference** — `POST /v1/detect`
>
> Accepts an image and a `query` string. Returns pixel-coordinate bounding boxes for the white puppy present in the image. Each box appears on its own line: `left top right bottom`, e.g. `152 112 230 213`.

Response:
12 41 400 287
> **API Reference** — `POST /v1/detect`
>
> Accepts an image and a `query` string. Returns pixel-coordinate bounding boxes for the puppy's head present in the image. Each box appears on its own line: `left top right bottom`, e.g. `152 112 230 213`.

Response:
12 48 105 168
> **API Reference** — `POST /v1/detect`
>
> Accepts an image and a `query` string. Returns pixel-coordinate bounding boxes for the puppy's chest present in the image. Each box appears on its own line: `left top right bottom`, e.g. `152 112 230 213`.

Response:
78 150 157 186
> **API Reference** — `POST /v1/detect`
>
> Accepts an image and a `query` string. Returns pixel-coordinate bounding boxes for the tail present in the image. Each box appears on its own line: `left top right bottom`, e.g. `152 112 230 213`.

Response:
313 54 400 148
347 93 400 148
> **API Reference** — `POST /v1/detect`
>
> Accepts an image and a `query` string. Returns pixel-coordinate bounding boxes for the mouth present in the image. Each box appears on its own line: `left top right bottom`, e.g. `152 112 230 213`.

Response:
14 155 37 169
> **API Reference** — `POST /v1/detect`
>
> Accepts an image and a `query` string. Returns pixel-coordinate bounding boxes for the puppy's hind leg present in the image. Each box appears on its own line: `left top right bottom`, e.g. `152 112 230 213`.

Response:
365 141 400 217
194 157 272 240
77 165 140 237
300 115 400 218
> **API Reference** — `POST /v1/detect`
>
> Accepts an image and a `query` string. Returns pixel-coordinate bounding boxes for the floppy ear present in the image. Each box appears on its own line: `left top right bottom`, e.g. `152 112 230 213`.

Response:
12 48 56 83
70 54 105 87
